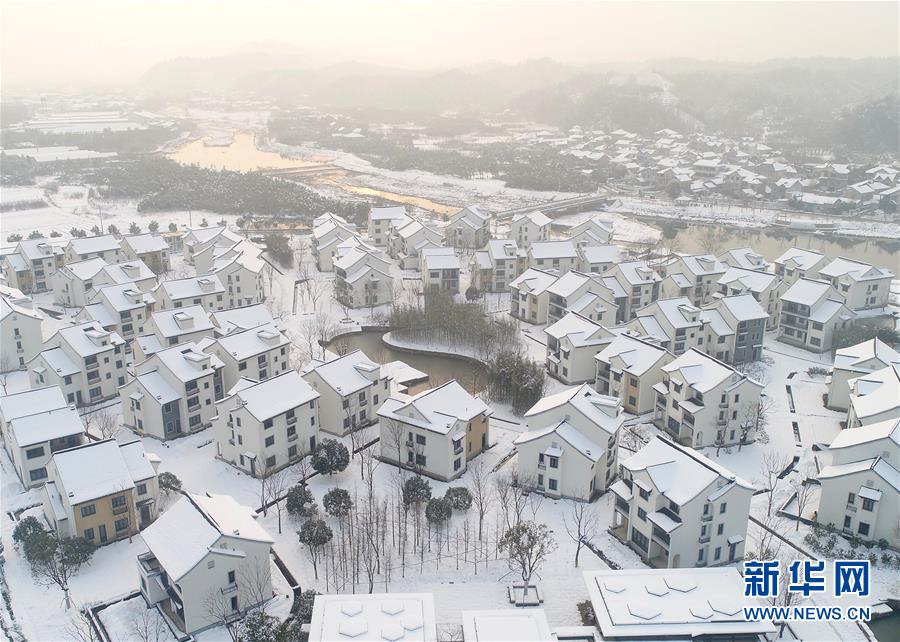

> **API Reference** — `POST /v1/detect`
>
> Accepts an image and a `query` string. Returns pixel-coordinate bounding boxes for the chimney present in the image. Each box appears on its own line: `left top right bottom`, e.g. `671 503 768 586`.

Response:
197 278 214 292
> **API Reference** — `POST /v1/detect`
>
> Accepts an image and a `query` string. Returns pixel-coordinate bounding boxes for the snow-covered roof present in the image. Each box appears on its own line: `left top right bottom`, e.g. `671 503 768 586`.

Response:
622 435 753 505
614 261 661 285
67 234 120 256
510 268 557 295
529 240 577 260
515 419 607 462
774 247 826 271
717 266 778 293
678 254 726 277
58 257 107 281
849 364 900 422
584 568 775 640
512 210 552 228
55 321 124 356
308 593 437 642
640 297 702 329
819 257 893 282
50 439 150 504
140 492 273 582
829 418 899 452
0 293 42 323
485 239 521 262
524 383 623 437
15 238 64 261
211 303 281 335
304 349 384 396
122 233 168 254
225 370 319 421
0 386 67 424
547 271 592 299
578 244 623 265
833 338 900 374
101 260 156 286
421 247 460 271
818 457 899 493
151 305 214 338
662 348 757 394
714 294 768 322
545 312 611 348
378 380 491 435
780 278 833 306
211 323 288 360
595 334 670 376
8 404 84 447
369 205 408 221
461 609 551 642
92 282 155 312
158 273 225 302
148 341 222 383
132 370 181 404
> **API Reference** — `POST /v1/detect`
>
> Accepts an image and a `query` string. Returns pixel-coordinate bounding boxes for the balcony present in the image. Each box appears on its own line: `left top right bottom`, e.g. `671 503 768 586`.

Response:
405 440 414 448
287 433 298 442
113 504 129 515
699 534 710 543
702 513 713 522
846 504 857 513
221 583 238 595
85 361 99 371
287 416 297 426
615 497 629 513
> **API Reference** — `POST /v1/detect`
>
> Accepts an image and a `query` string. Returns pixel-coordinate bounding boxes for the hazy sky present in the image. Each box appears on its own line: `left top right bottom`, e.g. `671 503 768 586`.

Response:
2 0 898 90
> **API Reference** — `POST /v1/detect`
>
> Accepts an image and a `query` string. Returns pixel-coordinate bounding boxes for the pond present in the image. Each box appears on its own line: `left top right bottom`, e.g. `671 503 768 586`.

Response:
326 329 489 395
870 611 900 642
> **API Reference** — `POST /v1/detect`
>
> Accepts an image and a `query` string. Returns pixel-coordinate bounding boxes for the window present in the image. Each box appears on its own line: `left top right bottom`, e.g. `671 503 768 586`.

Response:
189 414 201 427
239 361 247 371
847 492 856 505
698 548 705 561
858 522 870 537
714 546 721 561
639 488 650 501
208 560 215 569
266 455 276 468
415 454 426 467
453 458 461 471
637 507 647 521
548 479 558 491
843 515 852 529
288 445 297 458
227 570 236 584
263 418 273 429
115 518 129 532
717 524 724 535
549 457 558 469
265 436 275 447
25 446 45 460
631 529 649 551
862 498 875 511
84 528 94 540
111 496 126 508
415 434 426 445
230 596 238 612
719 502 727 514
81 504 96 517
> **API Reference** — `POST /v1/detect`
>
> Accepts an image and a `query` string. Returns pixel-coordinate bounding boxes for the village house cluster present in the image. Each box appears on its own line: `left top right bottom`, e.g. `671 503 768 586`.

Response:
0 184 897 640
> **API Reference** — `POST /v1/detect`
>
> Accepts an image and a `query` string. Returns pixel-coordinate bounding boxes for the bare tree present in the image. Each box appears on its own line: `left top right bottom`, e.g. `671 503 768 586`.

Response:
494 470 528 530
65 608 100 642
562 499 600 567
238 557 274 610
86 407 121 440
260 466 292 534
746 511 789 561
128 607 168 642
468 460 493 540
382 419 407 473
738 396 774 450
791 466 815 531
758 451 791 517
201 588 240 642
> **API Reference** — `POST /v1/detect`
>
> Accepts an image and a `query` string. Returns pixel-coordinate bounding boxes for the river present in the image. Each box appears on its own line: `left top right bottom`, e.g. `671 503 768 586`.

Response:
326 330 488 395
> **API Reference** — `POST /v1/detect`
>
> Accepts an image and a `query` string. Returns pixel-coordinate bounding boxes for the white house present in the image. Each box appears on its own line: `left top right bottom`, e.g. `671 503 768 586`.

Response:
377 380 492 481
595 334 674 415
367 205 410 248
78 282 156 344
716 266 781 329
212 251 267 309
547 270 617 325
660 254 727 306
545 312 618 384
700 294 768 365
566 218 612 245
653 348 764 449
510 210 552 250
827 338 900 412
717 246 770 271
462 609 551 642
213 370 320 476
445 205 491 250
527 240 578 274
773 247 829 288
199 323 291 391
302 350 390 436
420 247 461 294
1 389 85 488
333 246 394 309
628 297 705 355
515 384 624 500
51 257 107 307
471 239 525 293
41 439 160 543
210 303 282 335
583 567 775 640
138 493 275 636
509 268 557 324
95 260 157 293
308 593 437 642
182 226 242 266
64 234 123 264
818 257 893 311
0 290 43 370
577 244 624 275
121 233 171 275
2 238 66 293
846 364 900 428
610 435 754 568
777 278 855 352
133 305 216 361
606 261 662 322
817 418 899 543
122 342 225 440
153 275 227 312
312 216 360 271
388 218 444 269
29 321 128 405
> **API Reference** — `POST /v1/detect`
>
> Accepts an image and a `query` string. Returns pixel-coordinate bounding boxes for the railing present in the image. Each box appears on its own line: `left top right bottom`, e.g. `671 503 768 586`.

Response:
113 505 129 515
702 513 713 522
221 584 238 595
287 433 298 442
287 416 297 425
846 504 857 513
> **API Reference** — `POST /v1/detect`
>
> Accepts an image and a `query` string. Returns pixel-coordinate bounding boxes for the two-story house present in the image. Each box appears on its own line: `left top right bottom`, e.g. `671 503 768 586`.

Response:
211 251 267 309
817 418 899 543
777 278 855 352
121 233 171 275
368 205 410 248
182 226 242 266
509 210 552 250
333 246 394 309
138 492 274 636
51 257 108 308
200 323 290 391
122 342 225 439
78 282 156 344
388 218 444 269
214 370 320 476
0 290 43 370
41 439 160 544
628 297 705 356
566 218 612 245
445 205 490 250
471 240 526 293
610 435 753 568
29 321 127 405
846 364 900 428
546 271 617 325
153 275 227 312
773 247 829 290
421 248 460 294
2 238 66 293
653 348 764 449
595 334 674 415
606 261 662 322
133 305 216 361
377 380 492 481
827 338 900 412
313 216 361 271
527 240 578 275
700 294 768 365
716 266 781 330
515 385 623 500
302 350 390 436
577 244 624 275
64 234 123 264
660 255 727 306
509 268 557 324
817 257 893 311
717 246 770 271
544 312 618 384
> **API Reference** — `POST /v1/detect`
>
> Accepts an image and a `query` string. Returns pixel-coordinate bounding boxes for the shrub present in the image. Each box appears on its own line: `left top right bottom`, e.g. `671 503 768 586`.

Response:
286 485 317 519
444 486 473 511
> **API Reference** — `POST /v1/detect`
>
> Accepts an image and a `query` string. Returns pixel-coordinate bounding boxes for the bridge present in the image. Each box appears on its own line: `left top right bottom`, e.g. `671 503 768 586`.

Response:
492 193 614 220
